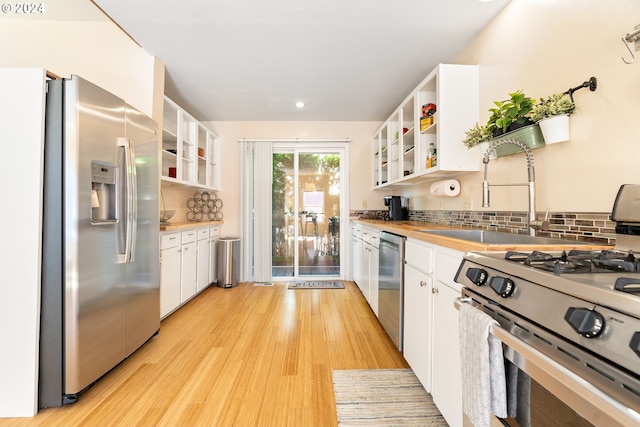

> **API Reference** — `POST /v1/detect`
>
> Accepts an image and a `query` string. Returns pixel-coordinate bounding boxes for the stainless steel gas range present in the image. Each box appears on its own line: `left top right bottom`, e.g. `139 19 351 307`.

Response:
455 184 640 427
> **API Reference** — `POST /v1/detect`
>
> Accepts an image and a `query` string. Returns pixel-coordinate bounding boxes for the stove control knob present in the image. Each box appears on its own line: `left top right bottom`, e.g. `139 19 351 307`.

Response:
564 307 605 338
489 276 514 297
630 332 640 357
466 268 488 286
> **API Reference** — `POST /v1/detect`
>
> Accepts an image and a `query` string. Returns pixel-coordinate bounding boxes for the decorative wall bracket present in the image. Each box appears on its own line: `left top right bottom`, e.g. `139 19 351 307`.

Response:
564 77 597 102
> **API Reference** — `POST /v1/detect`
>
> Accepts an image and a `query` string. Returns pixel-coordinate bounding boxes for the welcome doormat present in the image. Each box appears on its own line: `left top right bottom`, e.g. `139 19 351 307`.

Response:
332 369 447 426
288 280 344 289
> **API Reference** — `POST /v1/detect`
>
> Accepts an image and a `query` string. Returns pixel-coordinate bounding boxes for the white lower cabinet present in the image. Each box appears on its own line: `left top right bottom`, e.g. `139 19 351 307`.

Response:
431 248 464 427
403 239 434 393
353 225 380 314
369 232 380 316
196 227 210 292
403 238 463 427
160 225 220 319
180 229 198 302
160 232 181 318
351 224 362 287
432 279 463 427
361 229 372 302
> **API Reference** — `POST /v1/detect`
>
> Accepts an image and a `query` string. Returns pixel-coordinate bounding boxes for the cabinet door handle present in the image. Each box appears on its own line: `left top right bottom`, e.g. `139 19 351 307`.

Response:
420 280 427 287
432 287 439 294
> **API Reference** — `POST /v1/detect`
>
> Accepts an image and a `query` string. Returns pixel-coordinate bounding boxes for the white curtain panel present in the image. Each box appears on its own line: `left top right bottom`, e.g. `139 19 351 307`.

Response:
239 140 273 282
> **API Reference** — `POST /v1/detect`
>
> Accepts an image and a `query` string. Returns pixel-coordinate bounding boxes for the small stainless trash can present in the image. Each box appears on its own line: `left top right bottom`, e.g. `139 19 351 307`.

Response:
217 237 240 288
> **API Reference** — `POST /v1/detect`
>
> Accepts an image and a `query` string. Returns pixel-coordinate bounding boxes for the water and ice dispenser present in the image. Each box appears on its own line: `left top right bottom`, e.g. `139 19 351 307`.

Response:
91 161 117 223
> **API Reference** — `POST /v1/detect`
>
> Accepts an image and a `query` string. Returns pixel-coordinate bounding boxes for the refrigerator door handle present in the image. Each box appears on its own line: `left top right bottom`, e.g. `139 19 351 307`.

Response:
128 140 138 263
117 137 137 263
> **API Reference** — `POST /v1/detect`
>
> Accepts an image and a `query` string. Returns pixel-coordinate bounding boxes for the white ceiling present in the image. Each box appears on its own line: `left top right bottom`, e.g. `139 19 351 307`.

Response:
89 0 510 121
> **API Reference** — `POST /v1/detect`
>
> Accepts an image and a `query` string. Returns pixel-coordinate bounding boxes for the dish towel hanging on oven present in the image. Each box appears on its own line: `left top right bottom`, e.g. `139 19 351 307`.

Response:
459 303 507 427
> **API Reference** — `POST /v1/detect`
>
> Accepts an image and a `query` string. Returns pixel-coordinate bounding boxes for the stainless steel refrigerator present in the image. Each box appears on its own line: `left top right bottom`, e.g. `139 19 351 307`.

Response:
39 75 160 407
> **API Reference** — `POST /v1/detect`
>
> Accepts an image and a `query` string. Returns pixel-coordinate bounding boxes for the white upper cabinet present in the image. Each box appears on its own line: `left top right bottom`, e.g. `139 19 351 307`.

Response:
161 96 220 190
373 64 480 188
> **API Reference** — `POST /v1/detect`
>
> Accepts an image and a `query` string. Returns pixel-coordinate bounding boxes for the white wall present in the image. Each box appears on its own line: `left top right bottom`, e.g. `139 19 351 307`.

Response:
399 0 640 214
0 19 160 120
0 68 46 417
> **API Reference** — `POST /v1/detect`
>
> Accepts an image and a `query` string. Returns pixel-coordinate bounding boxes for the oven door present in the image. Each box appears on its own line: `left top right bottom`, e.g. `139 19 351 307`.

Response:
456 289 640 427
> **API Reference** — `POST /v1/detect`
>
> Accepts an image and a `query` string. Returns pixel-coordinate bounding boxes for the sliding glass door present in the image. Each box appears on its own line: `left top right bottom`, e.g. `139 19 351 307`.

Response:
272 146 345 279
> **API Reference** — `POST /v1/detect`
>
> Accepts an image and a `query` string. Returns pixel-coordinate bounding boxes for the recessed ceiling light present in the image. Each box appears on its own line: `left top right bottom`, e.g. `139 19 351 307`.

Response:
296 101 305 108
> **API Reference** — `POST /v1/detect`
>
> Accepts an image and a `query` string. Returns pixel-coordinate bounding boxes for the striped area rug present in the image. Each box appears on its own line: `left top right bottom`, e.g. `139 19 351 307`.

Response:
332 369 448 426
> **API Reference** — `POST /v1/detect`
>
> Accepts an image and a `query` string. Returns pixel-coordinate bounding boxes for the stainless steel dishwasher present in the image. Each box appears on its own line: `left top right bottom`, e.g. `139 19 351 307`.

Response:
378 231 406 351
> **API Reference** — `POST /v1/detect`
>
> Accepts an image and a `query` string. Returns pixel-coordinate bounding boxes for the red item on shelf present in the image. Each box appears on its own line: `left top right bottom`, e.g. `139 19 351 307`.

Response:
422 103 437 117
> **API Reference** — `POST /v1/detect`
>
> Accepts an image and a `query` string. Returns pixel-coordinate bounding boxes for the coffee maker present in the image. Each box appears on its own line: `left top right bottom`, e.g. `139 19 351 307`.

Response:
383 196 408 221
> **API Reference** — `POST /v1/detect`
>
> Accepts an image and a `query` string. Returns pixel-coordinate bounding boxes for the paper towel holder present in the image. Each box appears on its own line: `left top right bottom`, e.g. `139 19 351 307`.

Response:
430 179 460 197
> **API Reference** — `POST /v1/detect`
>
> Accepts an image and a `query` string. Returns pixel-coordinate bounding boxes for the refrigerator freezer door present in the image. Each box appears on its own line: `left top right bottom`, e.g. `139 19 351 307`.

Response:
63 76 128 395
123 105 160 355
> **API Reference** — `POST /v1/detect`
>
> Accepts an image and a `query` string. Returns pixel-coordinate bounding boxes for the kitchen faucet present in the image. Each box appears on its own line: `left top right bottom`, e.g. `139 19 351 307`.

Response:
482 139 549 236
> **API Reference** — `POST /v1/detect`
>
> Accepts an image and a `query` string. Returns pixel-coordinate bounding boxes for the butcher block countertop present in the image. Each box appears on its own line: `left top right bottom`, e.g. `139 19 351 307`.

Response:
351 219 612 252
160 220 224 232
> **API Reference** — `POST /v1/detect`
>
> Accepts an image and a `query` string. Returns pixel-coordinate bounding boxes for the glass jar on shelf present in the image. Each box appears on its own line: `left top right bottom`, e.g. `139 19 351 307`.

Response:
426 143 437 168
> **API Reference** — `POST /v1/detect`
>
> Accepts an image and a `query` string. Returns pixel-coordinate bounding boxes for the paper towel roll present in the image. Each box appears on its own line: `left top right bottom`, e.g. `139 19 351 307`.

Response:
430 179 460 197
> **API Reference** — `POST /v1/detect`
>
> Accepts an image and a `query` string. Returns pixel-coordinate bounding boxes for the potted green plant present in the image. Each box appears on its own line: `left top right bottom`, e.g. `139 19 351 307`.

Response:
462 122 490 149
486 90 535 137
482 90 544 157
527 92 575 144
463 122 497 160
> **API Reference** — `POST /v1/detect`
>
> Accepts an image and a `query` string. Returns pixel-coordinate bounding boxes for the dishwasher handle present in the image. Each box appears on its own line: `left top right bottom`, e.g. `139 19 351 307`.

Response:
379 231 406 246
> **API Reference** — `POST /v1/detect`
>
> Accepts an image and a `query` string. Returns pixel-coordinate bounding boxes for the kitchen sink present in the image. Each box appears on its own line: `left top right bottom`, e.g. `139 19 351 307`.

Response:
418 229 592 245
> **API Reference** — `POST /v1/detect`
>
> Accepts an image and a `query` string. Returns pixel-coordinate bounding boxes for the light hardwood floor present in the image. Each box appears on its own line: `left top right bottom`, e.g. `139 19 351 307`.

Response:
4 281 408 427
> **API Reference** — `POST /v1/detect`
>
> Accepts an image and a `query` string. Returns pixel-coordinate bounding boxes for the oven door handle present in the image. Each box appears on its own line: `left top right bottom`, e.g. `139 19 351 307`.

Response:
455 297 640 427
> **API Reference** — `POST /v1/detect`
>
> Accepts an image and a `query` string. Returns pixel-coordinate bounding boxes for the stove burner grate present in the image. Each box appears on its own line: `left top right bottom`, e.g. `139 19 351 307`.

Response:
505 249 640 274
542 259 593 274
505 250 559 264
